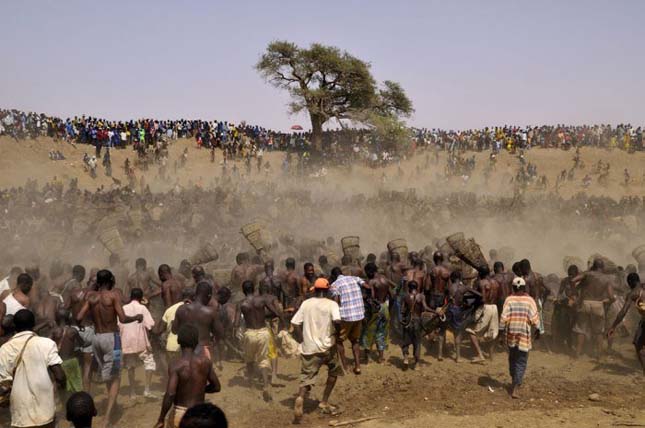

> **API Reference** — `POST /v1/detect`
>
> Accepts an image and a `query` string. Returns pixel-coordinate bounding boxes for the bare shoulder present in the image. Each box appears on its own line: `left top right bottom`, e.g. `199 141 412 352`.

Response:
176 303 189 315
86 290 100 304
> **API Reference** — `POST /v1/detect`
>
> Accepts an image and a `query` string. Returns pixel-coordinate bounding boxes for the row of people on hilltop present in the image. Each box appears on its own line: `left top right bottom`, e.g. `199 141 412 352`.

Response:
3 109 645 166
415 124 645 152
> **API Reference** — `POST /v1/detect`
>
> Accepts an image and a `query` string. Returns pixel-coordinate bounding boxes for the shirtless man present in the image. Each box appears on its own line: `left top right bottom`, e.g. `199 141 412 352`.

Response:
571 258 614 359
427 252 452 359
258 260 285 308
607 272 645 375
231 253 249 290
50 262 72 297
318 255 332 277
190 266 219 292
175 260 192 288
159 264 184 308
405 252 427 291
427 252 451 309
25 264 46 307
552 265 579 353
520 259 548 311
155 324 221 428
50 308 83 396
361 263 391 364
62 265 86 306
258 282 285 386
33 281 61 337
447 270 485 362
300 262 317 298
386 253 407 290
400 280 434 370
237 280 281 401
341 255 364 277
470 267 501 360
283 258 302 310
492 261 514 314
127 258 162 305
172 281 224 362
76 270 143 428
65 266 97 392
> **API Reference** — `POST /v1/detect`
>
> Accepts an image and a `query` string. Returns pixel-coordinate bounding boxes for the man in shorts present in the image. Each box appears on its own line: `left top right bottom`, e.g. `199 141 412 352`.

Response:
291 278 342 424
76 270 142 428
330 270 365 374
571 259 613 358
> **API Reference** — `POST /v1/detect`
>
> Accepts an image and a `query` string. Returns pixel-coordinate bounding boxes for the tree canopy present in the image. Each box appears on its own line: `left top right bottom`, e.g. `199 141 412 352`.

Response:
256 40 413 147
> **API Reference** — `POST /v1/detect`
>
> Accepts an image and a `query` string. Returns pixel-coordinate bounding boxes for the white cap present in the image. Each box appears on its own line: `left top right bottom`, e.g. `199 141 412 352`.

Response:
512 277 526 288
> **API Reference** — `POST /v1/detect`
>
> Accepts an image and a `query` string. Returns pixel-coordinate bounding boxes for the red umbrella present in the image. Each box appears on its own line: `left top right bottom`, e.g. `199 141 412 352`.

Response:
290 125 303 130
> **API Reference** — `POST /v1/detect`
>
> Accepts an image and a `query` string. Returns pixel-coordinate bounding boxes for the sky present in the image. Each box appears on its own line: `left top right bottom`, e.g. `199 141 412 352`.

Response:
2 0 644 131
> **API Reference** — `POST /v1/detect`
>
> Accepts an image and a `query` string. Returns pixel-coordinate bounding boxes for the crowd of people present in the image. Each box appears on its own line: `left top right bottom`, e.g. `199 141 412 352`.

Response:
2 109 645 170
1 107 645 427
0 231 643 427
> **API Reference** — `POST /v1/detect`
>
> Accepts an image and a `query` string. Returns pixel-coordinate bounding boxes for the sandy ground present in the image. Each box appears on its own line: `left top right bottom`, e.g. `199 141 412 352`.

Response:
1 137 644 427
20 340 641 428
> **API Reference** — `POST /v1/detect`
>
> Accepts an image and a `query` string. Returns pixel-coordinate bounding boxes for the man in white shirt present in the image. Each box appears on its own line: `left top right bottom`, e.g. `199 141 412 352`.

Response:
291 278 342 424
0 309 66 428
0 267 23 296
3 273 33 317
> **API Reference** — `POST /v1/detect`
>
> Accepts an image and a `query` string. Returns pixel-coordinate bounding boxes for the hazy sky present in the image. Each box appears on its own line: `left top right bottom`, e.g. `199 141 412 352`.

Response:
2 0 644 131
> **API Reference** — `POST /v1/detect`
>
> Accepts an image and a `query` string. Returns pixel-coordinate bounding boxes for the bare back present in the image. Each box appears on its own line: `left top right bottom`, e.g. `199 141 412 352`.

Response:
172 353 214 407
87 289 121 334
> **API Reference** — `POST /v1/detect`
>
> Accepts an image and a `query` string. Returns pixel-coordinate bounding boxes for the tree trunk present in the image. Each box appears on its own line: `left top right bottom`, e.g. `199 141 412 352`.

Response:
310 113 323 151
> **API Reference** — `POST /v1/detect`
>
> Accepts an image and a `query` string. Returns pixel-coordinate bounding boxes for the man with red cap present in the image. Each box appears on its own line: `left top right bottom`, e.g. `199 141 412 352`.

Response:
291 278 342 424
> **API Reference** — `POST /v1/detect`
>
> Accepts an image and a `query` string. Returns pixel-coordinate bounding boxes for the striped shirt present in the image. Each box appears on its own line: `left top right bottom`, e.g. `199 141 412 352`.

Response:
330 275 365 322
500 294 539 352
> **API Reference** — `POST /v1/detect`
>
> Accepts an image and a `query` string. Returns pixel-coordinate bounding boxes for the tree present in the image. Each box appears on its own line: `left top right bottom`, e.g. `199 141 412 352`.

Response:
256 41 413 149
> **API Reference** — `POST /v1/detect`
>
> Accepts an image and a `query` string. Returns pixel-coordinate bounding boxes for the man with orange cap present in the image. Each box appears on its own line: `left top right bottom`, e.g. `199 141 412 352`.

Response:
291 278 342 423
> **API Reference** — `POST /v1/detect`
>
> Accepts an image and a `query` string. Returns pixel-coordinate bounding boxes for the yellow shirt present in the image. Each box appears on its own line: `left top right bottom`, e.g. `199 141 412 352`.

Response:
162 301 184 352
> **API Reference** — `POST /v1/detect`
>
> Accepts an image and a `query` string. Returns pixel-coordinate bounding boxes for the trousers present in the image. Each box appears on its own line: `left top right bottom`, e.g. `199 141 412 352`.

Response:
508 346 529 386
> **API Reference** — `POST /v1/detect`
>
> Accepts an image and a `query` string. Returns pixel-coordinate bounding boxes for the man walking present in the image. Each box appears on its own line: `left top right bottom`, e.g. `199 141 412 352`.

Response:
0 309 67 428
330 271 365 374
155 324 221 428
76 270 143 428
607 273 645 375
119 287 157 399
500 277 540 399
291 278 342 424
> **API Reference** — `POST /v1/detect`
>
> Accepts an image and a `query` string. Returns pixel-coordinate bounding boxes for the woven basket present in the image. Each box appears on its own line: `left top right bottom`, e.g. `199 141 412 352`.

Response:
97 225 124 255
189 242 219 266
341 236 361 261
632 245 645 265
241 222 267 252
446 233 487 271
587 253 618 274
387 239 409 262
